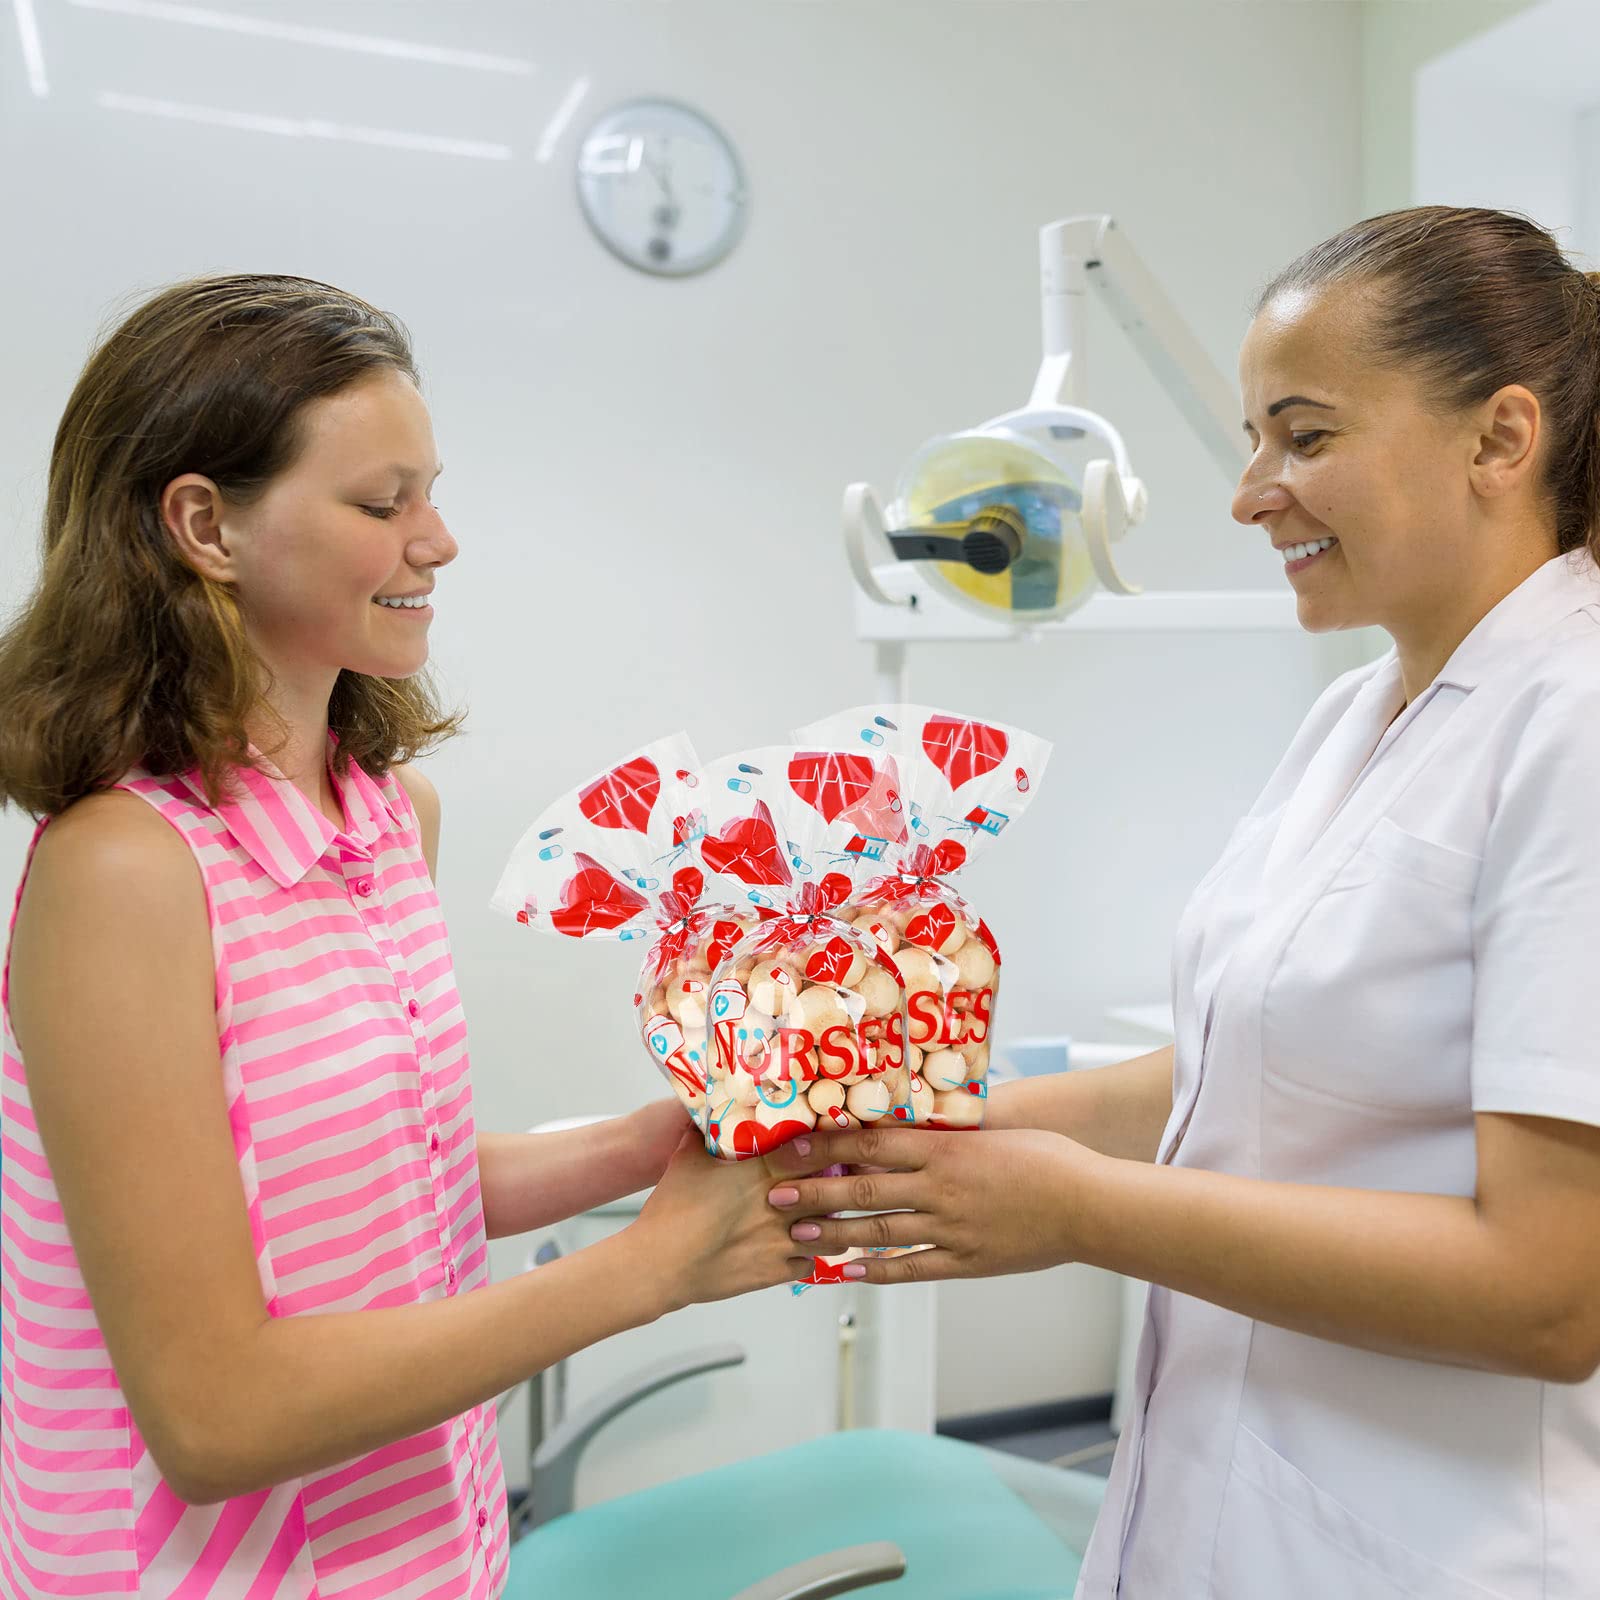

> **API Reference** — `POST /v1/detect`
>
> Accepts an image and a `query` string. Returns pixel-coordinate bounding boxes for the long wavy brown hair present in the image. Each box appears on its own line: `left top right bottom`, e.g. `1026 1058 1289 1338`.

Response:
0 274 464 819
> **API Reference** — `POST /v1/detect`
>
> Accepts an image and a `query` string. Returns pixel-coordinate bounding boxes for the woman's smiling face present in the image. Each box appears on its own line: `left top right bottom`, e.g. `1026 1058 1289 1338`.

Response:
194 367 459 690
1232 283 1484 639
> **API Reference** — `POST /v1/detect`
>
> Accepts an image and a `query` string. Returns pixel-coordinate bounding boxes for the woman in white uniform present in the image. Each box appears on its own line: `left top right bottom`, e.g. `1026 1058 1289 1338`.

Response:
762 205 1600 1598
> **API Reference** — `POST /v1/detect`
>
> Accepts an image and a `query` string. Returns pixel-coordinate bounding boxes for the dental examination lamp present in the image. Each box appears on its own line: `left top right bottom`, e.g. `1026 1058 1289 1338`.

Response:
845 214 1296 701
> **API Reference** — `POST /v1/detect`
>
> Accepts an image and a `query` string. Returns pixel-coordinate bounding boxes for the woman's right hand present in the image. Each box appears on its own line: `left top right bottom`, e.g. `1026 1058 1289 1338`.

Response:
628 1127 812 1310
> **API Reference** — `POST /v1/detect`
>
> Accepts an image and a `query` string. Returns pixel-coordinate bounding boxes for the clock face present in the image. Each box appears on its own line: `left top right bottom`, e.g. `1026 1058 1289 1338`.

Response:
575 98 748 277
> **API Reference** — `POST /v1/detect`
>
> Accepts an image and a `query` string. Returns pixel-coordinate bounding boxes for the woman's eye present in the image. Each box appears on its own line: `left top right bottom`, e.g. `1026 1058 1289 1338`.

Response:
1291 431 1327 452
362 505 400 520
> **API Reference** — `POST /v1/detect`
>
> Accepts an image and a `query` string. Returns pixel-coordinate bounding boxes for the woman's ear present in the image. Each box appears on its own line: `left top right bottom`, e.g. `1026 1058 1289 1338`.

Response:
1468 384 1541 501
160 474 235 582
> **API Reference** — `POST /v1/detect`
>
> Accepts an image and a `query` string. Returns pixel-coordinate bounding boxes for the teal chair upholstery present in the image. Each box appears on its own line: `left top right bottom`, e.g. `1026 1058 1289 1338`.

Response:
507 1421 1104 1598
505 1134 1107 1597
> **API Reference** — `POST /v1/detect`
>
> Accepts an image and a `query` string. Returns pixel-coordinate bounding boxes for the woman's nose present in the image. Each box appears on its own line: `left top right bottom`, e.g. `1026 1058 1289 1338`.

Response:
411 509 459 569
1231 467 1292 527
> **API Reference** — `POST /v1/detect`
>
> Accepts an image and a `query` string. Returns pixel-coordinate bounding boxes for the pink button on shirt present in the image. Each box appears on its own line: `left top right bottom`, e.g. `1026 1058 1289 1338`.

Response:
1 741 508 1598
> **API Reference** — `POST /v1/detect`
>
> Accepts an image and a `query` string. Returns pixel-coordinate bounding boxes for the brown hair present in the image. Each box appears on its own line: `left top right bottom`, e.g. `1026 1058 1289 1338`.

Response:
1255 205 1600 561
0 274 464 819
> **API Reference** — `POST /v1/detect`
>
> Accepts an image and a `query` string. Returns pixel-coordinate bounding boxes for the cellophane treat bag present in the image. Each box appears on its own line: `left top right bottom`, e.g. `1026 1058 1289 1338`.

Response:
791 707 1051 1129
692 745 924 1286
489 735 763 1130
691 747 913 1162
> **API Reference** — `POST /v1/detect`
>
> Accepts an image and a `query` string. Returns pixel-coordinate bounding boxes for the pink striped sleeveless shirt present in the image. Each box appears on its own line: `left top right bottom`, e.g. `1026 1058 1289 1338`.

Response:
0 741 509 1597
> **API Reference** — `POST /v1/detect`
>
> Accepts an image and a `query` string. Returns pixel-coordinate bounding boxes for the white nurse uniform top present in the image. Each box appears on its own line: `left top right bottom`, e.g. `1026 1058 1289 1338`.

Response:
1077 549 1600 1600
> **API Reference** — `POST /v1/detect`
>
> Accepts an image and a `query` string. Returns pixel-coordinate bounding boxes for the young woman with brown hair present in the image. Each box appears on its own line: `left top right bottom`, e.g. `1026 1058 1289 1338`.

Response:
0 276 805 1597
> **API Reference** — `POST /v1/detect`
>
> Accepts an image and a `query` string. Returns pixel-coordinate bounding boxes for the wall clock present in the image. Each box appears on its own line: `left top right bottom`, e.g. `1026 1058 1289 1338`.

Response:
576 98 748 277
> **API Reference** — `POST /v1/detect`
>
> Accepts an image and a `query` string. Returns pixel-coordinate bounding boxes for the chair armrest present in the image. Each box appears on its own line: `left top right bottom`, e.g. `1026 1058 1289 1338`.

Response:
525 1342 747 1529
729 1542 907 1600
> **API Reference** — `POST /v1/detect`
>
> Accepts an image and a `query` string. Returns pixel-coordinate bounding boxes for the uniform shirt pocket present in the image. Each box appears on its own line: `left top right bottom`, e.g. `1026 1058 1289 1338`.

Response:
1209 1425 1516 1600
1362 815 1482 895
1261 819 1482 1118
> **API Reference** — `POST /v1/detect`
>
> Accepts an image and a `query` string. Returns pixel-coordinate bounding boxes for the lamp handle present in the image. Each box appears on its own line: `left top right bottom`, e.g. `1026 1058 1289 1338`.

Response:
1082 459 1143 597
843 483 902 607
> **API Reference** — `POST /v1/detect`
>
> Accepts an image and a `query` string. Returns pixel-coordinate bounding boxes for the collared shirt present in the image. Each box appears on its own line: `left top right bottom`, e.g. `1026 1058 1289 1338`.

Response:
1 739 508 1598
1079 550 1600 1600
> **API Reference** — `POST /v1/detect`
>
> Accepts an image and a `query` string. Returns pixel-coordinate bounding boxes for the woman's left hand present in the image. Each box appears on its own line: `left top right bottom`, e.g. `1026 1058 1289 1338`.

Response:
763 1123 1100 1283
624 1096 704 1189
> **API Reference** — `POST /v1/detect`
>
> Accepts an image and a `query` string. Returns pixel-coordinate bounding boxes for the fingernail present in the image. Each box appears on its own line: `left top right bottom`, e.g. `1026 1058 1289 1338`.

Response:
843 1263 867 1279
769 1186 799 1207
792 1137 811 1157
791 1222 821 1241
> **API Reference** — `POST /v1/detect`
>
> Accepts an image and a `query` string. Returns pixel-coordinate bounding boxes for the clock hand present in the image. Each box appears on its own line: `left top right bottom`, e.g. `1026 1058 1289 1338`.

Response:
642 149 677 203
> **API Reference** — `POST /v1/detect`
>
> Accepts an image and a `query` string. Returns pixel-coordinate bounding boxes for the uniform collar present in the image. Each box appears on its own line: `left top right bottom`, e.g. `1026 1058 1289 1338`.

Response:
1433 548 1600 691
187 732 404 889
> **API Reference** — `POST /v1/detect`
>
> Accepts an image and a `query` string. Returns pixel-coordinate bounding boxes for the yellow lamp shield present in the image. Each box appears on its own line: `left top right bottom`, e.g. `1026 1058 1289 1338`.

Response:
891 432 1096 622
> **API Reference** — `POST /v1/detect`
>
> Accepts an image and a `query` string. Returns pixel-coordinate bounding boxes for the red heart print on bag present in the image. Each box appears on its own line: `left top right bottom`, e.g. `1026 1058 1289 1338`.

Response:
550 852 649 936
819 872 853 909
788 751 878 822
789 751 906 843
805 935 857 983
578 756 661 833
803 1257 855 1283
656 865 705 928
905 901 957 951
922 717 1008 791
733 1115 815 1158
704 918 743 969
699 801 791 886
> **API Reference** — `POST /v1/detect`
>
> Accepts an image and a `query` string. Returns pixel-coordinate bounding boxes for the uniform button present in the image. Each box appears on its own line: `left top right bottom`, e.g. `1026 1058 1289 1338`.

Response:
447 1263 457 1286
430 1132 440 1153
408 999 421 1018
477 1508 488 1531
355 877 374 897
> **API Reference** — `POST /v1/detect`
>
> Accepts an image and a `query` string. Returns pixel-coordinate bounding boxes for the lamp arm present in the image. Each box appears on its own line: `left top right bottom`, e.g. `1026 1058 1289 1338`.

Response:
1032 214 1249 484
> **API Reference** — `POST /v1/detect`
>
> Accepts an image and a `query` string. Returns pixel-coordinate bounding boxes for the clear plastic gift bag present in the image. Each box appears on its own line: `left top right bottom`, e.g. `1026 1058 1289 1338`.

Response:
692 745 922 1287
791 707 1052 1129
489 735 761 1129
691 747 913 1161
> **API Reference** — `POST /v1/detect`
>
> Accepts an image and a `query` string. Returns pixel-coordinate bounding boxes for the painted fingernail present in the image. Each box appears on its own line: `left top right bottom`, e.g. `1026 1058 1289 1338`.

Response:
792 1137 811 1157
791 1222 821 1241
843 1263 867 1279
769 1186 799 1207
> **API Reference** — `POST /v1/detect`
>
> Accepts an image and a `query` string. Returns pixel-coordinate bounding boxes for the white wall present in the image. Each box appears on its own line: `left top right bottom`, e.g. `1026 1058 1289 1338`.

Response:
1360 0 1539 217
1 0 1366 1465
1414 0 1598 260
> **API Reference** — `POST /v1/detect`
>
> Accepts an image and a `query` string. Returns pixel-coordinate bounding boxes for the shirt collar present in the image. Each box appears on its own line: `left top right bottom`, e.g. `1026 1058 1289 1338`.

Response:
1434 548 1600 690
186 732 405 889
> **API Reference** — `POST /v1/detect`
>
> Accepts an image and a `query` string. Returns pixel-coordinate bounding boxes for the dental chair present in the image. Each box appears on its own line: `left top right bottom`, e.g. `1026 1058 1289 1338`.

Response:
499 1116 1108 1599
502 1340 1107 1599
